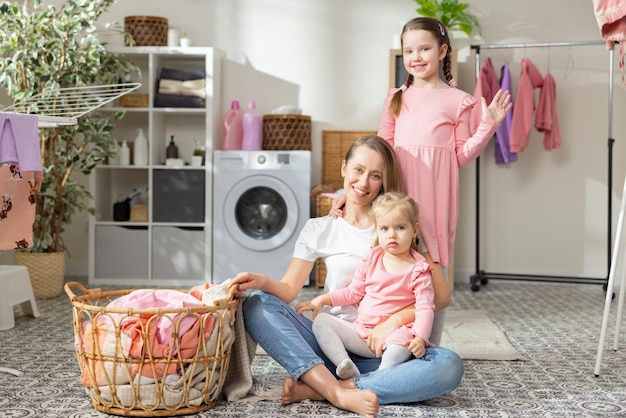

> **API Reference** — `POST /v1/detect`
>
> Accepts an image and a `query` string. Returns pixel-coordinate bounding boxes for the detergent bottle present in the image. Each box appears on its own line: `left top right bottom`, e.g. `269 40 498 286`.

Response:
242 100 263 150
221 100 244 150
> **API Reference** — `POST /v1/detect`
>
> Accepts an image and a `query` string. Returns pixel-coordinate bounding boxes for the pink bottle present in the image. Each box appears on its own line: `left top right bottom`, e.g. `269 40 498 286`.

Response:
242 101 263 150
222 100 244 150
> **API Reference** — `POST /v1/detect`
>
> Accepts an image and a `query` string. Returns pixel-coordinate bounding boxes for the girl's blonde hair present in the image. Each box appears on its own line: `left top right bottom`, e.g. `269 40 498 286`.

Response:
369 191 420 251
389 17 454 117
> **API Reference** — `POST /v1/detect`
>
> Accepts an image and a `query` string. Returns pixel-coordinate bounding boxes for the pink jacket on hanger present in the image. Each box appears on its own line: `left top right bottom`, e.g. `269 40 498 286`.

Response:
471 58 500 132
509 59 543 153
535 73 561 151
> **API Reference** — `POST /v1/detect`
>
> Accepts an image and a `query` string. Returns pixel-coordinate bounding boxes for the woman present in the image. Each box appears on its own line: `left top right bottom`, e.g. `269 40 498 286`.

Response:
229 135 463 417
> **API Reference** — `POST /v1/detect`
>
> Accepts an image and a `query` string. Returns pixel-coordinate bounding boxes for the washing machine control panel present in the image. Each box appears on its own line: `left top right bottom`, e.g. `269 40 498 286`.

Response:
242 151 291 170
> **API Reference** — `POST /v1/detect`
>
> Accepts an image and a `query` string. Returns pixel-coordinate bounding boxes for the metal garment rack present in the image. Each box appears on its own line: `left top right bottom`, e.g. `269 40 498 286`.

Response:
469 40 614 291
1 83 141 127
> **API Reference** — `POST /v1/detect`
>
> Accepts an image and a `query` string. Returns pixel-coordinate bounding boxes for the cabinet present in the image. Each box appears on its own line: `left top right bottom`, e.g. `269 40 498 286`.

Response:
88 47 223 286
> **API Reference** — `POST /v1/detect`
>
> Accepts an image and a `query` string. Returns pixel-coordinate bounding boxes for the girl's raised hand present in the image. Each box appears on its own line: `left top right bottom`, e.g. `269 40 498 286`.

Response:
482 89 512 124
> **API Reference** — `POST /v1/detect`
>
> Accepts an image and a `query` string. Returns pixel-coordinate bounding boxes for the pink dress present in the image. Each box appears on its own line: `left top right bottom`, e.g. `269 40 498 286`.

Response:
378 87 498 267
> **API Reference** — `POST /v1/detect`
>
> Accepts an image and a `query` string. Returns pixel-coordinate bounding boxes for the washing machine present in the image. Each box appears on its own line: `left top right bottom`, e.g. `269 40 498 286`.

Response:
212 150 311 283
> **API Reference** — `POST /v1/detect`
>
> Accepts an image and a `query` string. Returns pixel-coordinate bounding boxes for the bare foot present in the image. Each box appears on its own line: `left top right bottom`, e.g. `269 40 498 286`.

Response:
283 377 379 417
331 388 379 418
282 377 324 404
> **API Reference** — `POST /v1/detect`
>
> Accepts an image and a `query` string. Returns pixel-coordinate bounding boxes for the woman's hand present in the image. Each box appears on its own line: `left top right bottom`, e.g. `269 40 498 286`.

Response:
406 337 427 358
482 88 512 124
367 317 401 357
229 271 267 292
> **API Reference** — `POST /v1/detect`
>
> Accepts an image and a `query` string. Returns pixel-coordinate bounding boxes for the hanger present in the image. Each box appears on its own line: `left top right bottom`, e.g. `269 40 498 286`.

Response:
563 46 575 80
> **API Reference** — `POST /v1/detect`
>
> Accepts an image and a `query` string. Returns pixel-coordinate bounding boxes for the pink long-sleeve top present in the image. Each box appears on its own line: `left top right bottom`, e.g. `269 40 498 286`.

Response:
328 246 435 345
509 59 543 153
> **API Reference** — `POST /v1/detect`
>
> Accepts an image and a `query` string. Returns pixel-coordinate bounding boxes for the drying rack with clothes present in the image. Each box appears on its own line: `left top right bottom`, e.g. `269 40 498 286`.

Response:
0 83 140 376
468 40 615 292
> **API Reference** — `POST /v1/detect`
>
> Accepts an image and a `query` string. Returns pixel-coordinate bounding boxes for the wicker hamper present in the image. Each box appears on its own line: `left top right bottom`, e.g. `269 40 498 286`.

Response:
262 114 311 150
65 282 238 417
124 16 168 47
314 130 377 288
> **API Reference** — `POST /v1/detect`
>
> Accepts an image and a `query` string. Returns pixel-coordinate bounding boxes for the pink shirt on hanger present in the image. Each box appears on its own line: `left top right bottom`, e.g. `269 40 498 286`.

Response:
509 59 543 153
535 73 561 151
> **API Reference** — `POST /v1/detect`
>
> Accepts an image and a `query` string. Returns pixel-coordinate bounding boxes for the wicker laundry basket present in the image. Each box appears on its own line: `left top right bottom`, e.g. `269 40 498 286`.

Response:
65 282 238 417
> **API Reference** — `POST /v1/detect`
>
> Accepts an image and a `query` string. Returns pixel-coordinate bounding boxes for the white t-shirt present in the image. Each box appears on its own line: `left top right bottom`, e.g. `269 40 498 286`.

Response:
293 216 375 321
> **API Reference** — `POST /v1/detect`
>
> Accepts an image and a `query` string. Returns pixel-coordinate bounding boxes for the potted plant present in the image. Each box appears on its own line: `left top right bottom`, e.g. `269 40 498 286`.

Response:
412 0 481 38
0 0 136 298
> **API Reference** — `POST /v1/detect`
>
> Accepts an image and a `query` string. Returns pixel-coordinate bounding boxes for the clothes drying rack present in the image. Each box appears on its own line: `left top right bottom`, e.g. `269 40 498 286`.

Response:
0 82 140 377
1 82 141 127
469 40 615 292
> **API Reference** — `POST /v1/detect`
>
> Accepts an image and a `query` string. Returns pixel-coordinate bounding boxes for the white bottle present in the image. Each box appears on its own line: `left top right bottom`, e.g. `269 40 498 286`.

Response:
119 140 130 166
242 100 263 151
134 128 148 166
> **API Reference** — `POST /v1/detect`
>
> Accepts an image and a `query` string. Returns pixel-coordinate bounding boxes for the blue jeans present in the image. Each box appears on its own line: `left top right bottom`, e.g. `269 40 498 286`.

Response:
242 291 464 404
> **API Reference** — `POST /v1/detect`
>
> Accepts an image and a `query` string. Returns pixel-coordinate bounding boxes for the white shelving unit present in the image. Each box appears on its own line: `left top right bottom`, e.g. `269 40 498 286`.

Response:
88 46 223 286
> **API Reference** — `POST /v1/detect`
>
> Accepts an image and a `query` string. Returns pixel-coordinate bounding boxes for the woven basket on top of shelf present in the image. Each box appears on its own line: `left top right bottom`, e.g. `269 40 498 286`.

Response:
262 114 311 150
314 130 377 288
124 16 168 47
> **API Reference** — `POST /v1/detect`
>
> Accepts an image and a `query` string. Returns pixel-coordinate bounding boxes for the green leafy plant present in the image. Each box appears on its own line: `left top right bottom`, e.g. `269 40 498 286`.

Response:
413 0 481 37
0 0 137 253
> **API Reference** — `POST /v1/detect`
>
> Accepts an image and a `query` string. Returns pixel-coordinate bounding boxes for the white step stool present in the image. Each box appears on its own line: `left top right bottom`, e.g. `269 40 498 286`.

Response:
0 265 40 331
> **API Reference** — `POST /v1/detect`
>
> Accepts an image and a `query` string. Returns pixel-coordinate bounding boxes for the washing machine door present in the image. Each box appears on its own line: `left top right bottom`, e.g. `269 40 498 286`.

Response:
223 175 299 251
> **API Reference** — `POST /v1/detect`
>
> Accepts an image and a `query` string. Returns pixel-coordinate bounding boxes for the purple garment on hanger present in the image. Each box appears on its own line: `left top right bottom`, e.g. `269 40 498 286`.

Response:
0 112 41 171
495 61 517 164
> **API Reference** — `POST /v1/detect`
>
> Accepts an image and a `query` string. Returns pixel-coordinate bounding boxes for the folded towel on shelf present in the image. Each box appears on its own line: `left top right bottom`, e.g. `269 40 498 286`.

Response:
159 67 206 81
158 78 206 99
154 93 205 108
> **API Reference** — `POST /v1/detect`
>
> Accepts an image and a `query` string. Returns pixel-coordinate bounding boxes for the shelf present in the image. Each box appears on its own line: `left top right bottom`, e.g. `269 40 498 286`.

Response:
89 47 222 285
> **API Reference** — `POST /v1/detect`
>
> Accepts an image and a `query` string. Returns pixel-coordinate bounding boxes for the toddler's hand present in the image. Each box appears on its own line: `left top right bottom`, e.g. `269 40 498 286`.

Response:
406 337 426 358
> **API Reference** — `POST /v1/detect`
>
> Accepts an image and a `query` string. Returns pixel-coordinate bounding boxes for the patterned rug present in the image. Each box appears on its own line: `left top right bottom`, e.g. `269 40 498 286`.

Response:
1 279 626 417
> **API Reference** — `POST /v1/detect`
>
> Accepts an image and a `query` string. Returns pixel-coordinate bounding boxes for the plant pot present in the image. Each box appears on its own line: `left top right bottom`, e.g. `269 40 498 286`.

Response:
14 251 65 299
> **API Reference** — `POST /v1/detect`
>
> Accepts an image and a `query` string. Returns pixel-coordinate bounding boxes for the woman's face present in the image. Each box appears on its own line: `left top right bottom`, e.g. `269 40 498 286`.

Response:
341 145 384 209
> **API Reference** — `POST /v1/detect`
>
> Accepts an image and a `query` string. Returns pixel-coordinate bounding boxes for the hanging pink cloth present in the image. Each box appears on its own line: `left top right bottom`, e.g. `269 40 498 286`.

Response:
535 73 561 151
509 59 543 153
471 58 500 132
0 112 42 251
592 0 626 84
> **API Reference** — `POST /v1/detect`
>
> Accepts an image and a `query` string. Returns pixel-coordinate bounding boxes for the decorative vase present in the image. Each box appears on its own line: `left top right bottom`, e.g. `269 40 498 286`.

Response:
14 251 65 299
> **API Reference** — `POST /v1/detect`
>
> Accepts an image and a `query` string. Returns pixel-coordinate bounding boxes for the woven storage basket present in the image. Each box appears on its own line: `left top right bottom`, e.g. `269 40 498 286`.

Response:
262 114 311 150
124 16 168 46
65 282 239 417
14 251 65 299
314 130 376 288
119 94 149 108
130 204 148 222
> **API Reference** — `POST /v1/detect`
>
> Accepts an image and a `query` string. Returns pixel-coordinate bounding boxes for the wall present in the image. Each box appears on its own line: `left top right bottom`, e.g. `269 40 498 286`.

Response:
4 0 625 286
